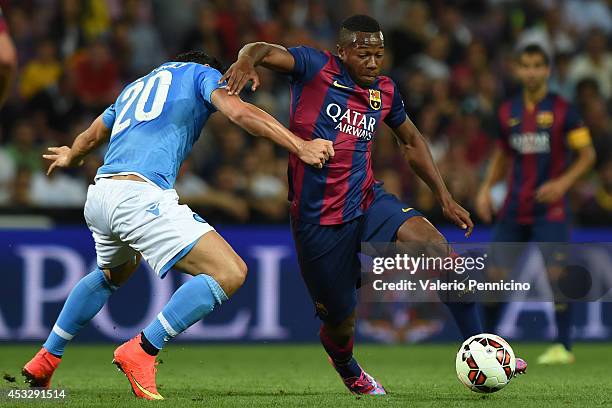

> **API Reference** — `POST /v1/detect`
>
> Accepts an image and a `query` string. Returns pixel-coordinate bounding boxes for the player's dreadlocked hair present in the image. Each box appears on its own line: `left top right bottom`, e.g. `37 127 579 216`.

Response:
174 50 225 72
340 15 381 33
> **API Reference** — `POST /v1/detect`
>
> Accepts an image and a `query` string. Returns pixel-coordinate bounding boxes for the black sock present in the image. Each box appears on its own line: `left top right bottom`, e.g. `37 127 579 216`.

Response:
139 332 160 356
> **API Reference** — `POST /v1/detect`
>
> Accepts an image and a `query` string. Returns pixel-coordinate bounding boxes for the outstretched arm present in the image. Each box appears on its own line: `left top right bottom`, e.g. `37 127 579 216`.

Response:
43 115 111 175
220 42 296 95
392 118 474 237
211 89 333 168
475 146 509 223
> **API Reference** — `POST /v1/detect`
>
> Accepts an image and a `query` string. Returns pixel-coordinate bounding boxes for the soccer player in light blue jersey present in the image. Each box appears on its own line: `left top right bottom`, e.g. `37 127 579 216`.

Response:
22 51 334 400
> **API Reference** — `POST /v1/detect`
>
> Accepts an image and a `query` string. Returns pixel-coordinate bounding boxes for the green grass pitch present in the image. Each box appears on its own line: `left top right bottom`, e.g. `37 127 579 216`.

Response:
1 343 611 407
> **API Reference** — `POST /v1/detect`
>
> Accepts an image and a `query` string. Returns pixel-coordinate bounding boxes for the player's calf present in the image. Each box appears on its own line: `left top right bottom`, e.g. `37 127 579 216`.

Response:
396 217 484 338
117 272 231 399
22 260 139 389
136 233 245 353
321 312 356 346
140 272 230 354
114 232 248 399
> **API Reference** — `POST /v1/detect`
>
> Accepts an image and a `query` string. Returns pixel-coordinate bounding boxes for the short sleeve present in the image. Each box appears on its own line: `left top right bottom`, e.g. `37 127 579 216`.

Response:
564 104 592 150
102 104 116 129
384 81 407 129
196 66 226 110
287 46 329 83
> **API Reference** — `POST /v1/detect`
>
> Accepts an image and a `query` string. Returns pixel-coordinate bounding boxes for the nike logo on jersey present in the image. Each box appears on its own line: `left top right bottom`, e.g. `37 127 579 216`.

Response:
508 118 520 127
402 207 413 213
332 80 352 90
146 202 160 216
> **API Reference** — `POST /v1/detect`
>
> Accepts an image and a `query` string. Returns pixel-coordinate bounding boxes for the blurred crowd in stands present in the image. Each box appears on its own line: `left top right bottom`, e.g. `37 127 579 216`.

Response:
0 0 610 225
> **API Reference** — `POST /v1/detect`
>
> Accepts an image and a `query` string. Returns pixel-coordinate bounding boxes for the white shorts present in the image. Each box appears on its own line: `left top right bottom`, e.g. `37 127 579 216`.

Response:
84 178 214 278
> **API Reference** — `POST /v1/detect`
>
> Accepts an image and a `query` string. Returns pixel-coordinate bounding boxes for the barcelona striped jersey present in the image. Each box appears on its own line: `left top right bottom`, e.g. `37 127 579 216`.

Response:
496 92 591 224
286 46 407 225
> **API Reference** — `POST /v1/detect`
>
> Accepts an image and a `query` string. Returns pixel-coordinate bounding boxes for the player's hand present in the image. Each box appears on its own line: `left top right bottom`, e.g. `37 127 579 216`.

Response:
535 178 568 203
441 196 474 238
42 146 83 176
475 188 494 224
298 139 335 169
219 56 260 95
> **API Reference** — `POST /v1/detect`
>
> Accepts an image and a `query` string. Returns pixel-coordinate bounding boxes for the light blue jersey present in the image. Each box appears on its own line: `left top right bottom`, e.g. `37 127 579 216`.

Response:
97 62 225 189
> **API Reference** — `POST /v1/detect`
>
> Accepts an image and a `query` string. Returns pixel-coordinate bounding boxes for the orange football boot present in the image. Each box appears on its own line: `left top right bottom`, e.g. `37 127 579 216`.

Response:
112 334 164 400
22 348 61 389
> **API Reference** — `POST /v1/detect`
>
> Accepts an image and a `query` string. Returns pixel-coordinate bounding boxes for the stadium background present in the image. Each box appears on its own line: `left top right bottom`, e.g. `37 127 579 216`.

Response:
0 0 611 344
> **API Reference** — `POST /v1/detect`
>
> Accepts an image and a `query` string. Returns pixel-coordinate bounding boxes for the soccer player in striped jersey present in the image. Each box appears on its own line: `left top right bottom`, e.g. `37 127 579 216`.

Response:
476 44 596 364
223 15 527 394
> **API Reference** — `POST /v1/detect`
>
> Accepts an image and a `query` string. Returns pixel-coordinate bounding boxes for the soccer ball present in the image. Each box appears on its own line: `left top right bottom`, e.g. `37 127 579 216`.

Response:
455 333 515 393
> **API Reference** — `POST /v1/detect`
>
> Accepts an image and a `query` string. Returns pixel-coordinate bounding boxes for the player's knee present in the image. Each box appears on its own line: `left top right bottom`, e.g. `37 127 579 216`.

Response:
234 257 248 286
397 217 445 244
397 217 450 256
221 255 248 294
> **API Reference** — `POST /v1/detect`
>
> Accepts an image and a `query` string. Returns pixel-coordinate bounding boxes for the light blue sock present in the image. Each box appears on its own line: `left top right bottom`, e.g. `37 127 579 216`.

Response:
43 268 117 356
142 274 228 350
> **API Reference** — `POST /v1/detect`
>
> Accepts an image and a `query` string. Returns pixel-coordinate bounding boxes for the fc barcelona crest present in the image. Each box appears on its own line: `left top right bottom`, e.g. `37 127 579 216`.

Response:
369 89 382 110
536 111 554 128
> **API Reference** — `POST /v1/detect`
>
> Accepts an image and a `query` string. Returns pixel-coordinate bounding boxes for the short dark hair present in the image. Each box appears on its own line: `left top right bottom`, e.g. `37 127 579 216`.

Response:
518 44 550 65
341 15 381 33
174 50 224 72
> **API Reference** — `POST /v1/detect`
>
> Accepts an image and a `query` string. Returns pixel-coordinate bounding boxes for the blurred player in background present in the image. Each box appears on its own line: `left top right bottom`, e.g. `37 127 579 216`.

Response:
223 15 526 394
0 5 17 107
22 51 333 400
476 44 595 364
